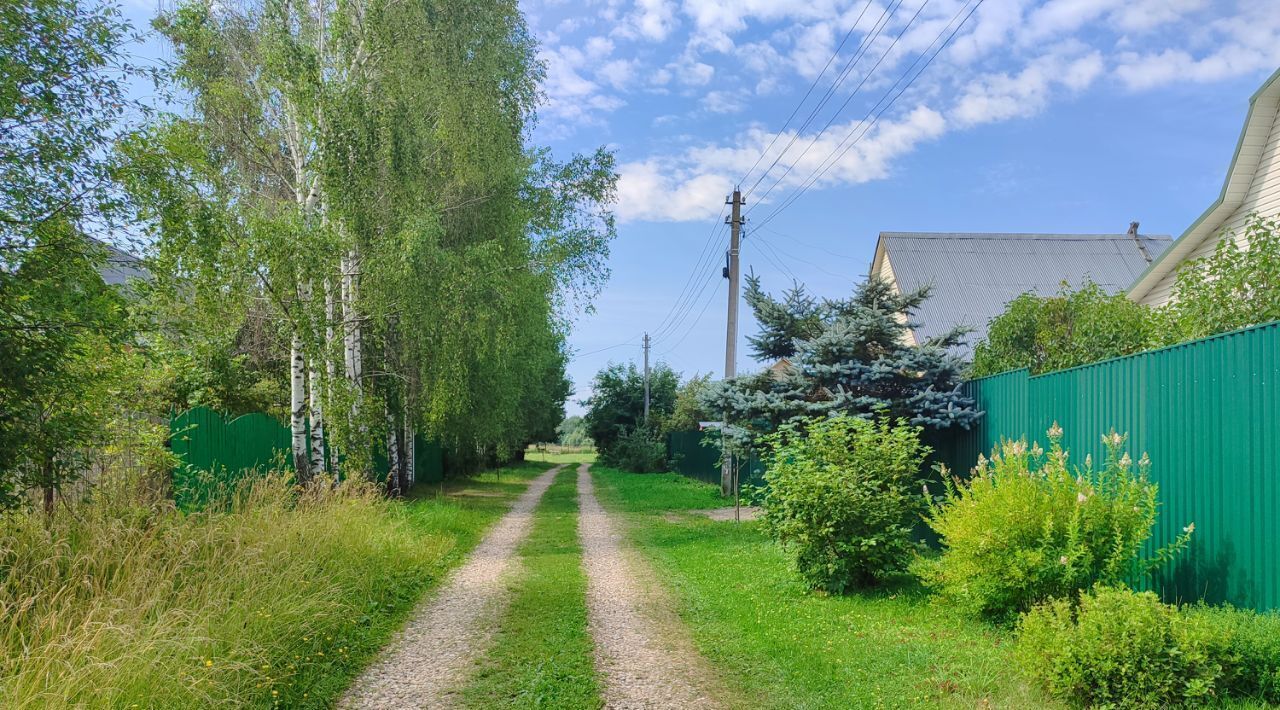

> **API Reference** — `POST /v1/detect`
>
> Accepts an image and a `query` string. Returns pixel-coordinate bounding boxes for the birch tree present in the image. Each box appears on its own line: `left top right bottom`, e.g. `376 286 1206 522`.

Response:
129 0 617 486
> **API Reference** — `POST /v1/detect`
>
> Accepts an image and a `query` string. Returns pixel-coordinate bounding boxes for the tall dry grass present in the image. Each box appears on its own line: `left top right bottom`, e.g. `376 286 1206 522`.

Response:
0 471 481 708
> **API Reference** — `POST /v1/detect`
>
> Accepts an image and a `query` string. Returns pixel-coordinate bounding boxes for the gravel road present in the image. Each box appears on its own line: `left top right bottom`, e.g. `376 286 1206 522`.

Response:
339 464 563 709
577 463 721 709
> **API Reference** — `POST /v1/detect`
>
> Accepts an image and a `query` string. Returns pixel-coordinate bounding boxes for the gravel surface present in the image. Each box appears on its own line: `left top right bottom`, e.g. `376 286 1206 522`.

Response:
339 465 563 709
697 506 761 522
577 463 721 710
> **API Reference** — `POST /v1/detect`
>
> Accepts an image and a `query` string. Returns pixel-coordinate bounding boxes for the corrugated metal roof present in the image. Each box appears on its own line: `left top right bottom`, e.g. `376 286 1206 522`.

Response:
880 232 1173 352
93 238 150 287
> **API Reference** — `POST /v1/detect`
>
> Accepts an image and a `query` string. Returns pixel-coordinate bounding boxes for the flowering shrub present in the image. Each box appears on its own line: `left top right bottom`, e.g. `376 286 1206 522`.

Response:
919 425 1190 622
759 415 929 592
1016 586 1221 708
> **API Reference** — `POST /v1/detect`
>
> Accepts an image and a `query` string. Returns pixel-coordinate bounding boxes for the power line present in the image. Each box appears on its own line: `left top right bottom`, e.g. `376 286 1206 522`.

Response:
649 213 728 342
657 275 724 358
749 235 802 283
758 225 863 262
752 230 849 280
753 0 985 232
742 0 899 200
653 265 720 344
745 0 931 213
573 339 640 358
736 0 877 189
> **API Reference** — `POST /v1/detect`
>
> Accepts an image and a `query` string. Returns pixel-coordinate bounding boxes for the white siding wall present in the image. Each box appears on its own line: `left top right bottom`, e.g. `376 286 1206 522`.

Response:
1142 102 1280 306
877 254 918 345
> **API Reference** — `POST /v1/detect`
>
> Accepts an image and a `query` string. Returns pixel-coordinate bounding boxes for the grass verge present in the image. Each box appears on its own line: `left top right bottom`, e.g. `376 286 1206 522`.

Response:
590 466 1049 709
0 462 548 709
459 464 601 709
524 450 597 465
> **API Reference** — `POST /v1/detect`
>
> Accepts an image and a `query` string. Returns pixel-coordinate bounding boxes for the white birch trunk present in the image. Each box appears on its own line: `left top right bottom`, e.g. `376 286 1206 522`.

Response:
348 247 363 384
323 277 338 474
308 357 325 474
290 335 309 479
385 406 400 496
405 418 415 489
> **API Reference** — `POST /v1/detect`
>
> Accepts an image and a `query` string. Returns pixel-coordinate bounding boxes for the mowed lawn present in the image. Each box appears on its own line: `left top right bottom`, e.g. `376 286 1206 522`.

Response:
590 467 1052 710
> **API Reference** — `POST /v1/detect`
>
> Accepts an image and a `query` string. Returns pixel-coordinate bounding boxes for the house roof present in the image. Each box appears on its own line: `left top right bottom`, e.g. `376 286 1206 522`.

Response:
93 238 150 287
871 231 1172 351
1128 66 1280 302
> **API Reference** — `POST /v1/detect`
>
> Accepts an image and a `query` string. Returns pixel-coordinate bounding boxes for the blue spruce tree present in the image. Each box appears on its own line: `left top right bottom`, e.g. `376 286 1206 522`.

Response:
701 276 979 453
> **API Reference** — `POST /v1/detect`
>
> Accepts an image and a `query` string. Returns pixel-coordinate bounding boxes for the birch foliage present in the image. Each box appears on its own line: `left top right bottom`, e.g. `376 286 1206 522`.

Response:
126 0 616 481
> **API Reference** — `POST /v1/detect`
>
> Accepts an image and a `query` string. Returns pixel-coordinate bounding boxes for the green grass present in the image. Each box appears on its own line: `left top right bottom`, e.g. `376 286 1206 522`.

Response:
590 468 726 513
460 465 602 709
523 450 597 465
591 466 1049 709
0 462 550 709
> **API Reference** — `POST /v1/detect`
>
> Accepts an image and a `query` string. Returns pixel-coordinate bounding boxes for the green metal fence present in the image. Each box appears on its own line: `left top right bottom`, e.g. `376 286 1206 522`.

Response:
170 406 443 510
933 321 1280 612
666 429 765 488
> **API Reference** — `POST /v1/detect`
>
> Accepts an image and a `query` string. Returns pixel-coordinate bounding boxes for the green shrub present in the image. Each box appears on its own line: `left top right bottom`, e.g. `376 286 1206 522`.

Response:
1016 586 1221 708
919 425 1189 622
601 426 668 473
1188 604 1280 703
759 415 929 592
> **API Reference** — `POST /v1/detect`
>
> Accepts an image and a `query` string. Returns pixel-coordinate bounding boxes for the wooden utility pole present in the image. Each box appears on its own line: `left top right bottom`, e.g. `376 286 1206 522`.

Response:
721 189 743 496
642 332 651 424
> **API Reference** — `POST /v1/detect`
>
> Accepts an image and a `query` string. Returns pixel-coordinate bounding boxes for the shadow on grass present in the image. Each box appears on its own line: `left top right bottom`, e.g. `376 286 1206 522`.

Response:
592 467 1050 709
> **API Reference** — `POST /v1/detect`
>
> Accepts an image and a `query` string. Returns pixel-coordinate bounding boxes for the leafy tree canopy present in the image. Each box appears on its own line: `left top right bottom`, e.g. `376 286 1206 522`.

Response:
662 373 713 435
972 216 1280 378
1160 215 1280 343
555 415 591 447
581 361 679 457
971 280 1155 377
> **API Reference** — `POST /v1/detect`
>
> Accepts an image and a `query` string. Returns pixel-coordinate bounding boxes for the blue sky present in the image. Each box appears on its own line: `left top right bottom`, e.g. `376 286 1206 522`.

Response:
118 0 1280 416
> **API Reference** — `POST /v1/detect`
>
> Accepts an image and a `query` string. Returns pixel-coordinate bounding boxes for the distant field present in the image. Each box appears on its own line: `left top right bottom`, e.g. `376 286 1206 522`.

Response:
524 447 596 464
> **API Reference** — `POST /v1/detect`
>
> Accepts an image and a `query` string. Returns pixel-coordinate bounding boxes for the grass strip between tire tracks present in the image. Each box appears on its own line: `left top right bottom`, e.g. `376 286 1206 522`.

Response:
459 463 602 709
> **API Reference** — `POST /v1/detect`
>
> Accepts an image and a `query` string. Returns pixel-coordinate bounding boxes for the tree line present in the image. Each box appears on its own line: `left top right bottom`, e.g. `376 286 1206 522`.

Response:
0 0 616 510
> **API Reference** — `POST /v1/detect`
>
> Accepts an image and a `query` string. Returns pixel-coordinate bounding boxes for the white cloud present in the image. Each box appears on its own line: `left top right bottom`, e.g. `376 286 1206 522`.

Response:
539 45 626 131
616 105 946 222
1114 6 1280 90
528 0 1279 178
951 50 1103 127
618 0 679 41
585 36 614 60
596 59 640 90
791 21 837 79
668 55 715 86
701 90 747 114
1023 0 1116 42
1110 0 1206 33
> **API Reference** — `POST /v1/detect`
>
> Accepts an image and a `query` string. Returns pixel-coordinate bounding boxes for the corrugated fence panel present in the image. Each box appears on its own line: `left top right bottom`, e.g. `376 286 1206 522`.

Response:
170 406 445 509
937 321 1280 611
667 430 765 488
